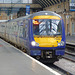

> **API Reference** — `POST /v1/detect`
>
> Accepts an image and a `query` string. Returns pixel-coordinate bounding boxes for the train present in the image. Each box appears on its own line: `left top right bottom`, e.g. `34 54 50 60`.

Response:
0 11 66 63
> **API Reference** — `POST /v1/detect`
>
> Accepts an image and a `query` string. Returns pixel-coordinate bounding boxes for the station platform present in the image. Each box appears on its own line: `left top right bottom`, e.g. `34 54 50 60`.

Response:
66 36 75 45
0 39 60 75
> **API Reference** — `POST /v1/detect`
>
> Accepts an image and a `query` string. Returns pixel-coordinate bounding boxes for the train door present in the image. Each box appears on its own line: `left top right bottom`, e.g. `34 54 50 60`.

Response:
24 19 29 39
23 19 29 48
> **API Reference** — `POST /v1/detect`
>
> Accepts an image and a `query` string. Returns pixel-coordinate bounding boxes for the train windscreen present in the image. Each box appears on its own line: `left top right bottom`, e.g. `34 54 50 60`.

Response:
33 19 62 36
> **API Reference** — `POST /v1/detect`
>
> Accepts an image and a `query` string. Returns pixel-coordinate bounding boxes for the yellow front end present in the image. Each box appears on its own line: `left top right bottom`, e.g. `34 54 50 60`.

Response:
34 36 62 47
33 15 62 47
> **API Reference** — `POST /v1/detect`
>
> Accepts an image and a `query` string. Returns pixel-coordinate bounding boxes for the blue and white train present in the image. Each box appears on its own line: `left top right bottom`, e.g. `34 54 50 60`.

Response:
0 11 66 63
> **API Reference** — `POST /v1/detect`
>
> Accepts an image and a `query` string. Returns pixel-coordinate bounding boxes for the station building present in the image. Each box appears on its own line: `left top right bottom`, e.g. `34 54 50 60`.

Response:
0 0 75 36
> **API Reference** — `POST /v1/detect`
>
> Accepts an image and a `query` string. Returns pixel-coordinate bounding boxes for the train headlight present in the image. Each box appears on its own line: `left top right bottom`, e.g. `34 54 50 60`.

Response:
31 41 39 46
58 41 64 46
58 43 61 46
60 41 65 46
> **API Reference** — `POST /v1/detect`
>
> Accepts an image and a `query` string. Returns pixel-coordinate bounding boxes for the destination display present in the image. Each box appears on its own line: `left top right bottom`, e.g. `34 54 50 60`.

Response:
70 0 75 11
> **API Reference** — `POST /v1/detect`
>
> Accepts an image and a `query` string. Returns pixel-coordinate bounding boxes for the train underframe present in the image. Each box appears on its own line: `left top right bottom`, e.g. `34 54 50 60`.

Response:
30 49 63 63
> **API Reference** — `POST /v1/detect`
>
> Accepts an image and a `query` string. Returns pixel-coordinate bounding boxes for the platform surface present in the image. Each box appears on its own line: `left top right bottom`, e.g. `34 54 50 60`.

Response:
0 39 60 75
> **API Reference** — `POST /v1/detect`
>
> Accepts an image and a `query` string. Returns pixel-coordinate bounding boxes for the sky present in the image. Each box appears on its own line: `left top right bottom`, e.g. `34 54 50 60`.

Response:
0 0 21 3
0 0 32 3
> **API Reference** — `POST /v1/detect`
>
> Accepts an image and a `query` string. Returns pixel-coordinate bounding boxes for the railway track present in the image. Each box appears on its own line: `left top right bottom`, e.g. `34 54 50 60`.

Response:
45 63 73 75
63 51 75 62
66 43 75 51
46 43 75 75
63 43 75 62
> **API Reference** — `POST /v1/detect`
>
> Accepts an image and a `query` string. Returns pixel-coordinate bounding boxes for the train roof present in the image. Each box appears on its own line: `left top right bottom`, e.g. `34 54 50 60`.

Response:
30 11 61 18
6 14 32 22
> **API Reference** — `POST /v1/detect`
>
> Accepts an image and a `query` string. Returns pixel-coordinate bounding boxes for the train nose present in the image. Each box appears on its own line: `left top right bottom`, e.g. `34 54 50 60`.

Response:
38 42 57 47
34 36 62 47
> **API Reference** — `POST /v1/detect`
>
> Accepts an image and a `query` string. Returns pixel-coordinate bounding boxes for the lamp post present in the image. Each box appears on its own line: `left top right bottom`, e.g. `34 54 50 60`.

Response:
63 0 67 35
11 0 13 20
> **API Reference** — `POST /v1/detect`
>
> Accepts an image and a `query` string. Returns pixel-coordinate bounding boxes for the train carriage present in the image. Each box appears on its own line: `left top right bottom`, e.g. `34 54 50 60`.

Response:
0 11 66 63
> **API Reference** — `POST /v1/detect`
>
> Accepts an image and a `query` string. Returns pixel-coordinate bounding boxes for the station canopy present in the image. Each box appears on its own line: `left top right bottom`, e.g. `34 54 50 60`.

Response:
33 0 66 8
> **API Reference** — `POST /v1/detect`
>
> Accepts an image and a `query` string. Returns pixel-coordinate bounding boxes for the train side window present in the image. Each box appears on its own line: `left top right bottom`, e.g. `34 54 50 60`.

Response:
18 25 23 37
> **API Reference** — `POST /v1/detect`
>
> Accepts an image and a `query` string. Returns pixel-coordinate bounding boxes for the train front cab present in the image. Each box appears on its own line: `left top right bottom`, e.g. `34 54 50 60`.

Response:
29 15 65 63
